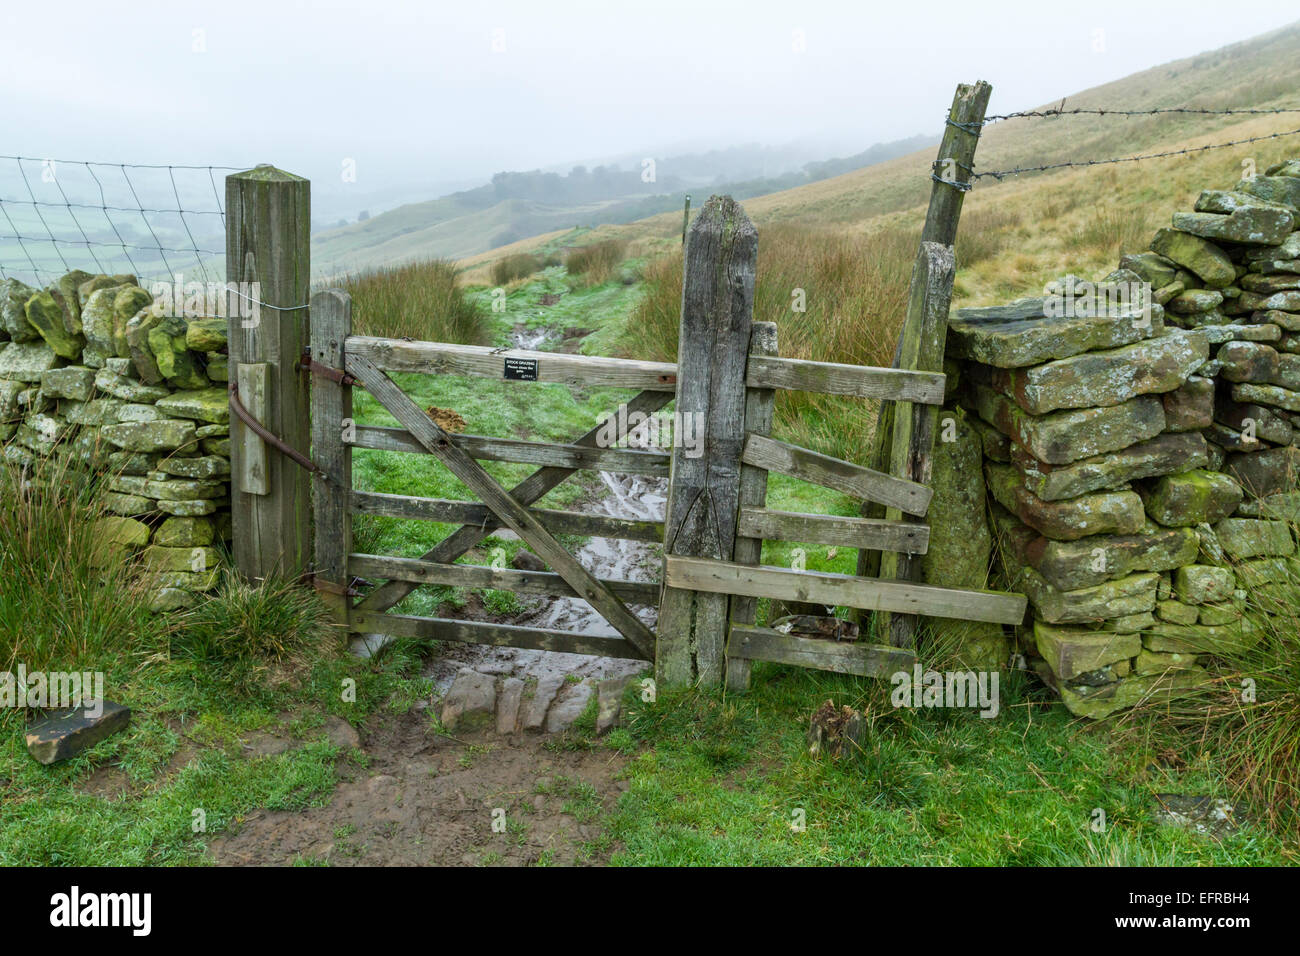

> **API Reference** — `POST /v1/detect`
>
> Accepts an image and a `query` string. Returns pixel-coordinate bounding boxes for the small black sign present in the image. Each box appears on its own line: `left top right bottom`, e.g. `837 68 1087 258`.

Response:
503 357 539 381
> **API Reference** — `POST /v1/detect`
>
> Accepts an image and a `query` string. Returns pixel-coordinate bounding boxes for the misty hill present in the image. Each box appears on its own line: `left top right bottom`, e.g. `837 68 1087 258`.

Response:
310 134 936 275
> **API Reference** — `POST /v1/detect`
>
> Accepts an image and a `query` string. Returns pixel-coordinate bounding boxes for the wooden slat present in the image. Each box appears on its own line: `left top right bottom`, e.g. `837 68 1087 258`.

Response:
234 362 269 496
346 336 678 391
350 425 670 476
350 611 647 660
309 290 352 625
665 556 1027 625
746 355 945 405
737 506 929 554
352 491 664 542
354 389 674 615
727 321 777 693
349 553 660 604
346 350 658 660
728 625 915 677
741 433 931 517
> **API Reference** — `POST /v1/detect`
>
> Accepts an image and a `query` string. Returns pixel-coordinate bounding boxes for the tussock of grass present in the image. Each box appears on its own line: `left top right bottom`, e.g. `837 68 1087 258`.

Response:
490 253 541 286
0 448 165 699
565 239 628 286
341 259 489 343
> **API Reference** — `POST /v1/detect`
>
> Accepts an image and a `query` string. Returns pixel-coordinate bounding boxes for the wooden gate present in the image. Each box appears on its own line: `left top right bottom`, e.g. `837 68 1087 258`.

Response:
309 290 676 664
299 79 1026 690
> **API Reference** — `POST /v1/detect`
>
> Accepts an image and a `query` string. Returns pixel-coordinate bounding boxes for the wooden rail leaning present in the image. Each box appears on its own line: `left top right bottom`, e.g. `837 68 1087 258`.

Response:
736 506 929 554
746 356 945 405
665 556 1027 626
728 626 916 678
741 433 932 517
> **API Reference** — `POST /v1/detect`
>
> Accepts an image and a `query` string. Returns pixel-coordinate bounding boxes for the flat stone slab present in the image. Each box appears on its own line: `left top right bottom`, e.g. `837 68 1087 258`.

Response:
1150 228 1235 288
986 462 1143 541
1173 201 1294 246
545 681 594 733
1143 470 1244 527
992 503 1198 591
439 668 496 732
1173 564 1235 605
1013 567 1159 624
1225 445 1300 498
1231 382 1300 413
1213 517 1295 560
1034 622 1140 681
971 383 1165 465
25 700 131 765
520 675 564 731
495 677 524 735
949 299 1160 369
991 329 1206 415
0 341 60 382
1162 377 1215 433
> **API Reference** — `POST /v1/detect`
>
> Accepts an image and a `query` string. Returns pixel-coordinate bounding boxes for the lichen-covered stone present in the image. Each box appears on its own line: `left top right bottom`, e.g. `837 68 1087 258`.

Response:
101 419 197 452
145 477 226 501
1231 382 1300 413
1156 599 1199 625
80 285 131 358
23 291 83 358
1225 445 1300 498
1144 619 1262 656
1034 622 1140 681
1162 376 1215 432
124 310 165 384
1119 252 1177 288
1217 340 1280 383
0 278 39 342
1150 228 1235 287
1213 517 1295 560
102 491 153 515
185 318 227 352
1011 431 1207 501
1198 603 1242 626
153 515 215 548
1238 175 1300 213
991 503 1198 590
948 299 1160 369
155 386 229 424
1236 490 1300 521
1012 567 1158 624
1215 395 1293 445
1135 648 1200 674
1173 201 1294 246
92 367 170 403
1238 289 1300 312
1166 289 1223 314
39 365 96 401
1143 470 1243 527
1173 564 1235 604
156 498 220 516
112 288 153 358
1057 668 1211 719
970 384 1165 465
991 329 1206 415
986 462 1143 540
147 315 207 389
206 353 228 383
143 545 219 572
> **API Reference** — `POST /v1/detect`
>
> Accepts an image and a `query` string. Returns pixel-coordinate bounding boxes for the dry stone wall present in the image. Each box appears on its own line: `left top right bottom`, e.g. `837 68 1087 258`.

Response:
931 157 1300 718
0 271 232 611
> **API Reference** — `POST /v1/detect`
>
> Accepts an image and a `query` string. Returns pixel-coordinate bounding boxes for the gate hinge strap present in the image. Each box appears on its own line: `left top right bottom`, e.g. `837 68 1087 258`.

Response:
301 348 361 387
228 382 324 476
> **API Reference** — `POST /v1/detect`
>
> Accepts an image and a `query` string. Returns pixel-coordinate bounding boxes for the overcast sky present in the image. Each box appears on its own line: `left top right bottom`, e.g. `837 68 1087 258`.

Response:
3 0 1298 212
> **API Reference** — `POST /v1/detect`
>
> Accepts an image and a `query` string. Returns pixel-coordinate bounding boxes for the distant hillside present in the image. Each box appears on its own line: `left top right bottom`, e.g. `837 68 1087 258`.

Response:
458 20 1300 281
311 134 937 276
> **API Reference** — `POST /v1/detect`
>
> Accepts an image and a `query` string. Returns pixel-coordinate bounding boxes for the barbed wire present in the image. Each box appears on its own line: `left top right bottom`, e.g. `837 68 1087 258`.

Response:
933 104 1300 190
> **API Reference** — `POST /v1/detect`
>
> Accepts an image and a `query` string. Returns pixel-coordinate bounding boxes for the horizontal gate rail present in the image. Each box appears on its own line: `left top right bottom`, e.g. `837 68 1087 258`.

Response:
354 388 674 616
666 555 1027 625
746 355 945 404
350 611 649 660
348 553 660 604
346 336 678 391
729 625 915 677
736 506 929 554
349 425 670 475
741 433 932 517
352 491 664 543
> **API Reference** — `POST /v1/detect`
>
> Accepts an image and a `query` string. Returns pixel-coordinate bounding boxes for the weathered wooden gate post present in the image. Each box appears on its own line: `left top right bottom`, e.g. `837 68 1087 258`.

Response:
657 195 757 688
310 289 353 627
225 165 312 582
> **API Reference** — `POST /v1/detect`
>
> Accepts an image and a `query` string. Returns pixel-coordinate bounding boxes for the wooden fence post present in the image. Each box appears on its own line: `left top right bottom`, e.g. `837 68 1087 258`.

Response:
857 81 991 640
225 165 312 582
657 195 757 689
310 289 352 627
726 321 778 692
